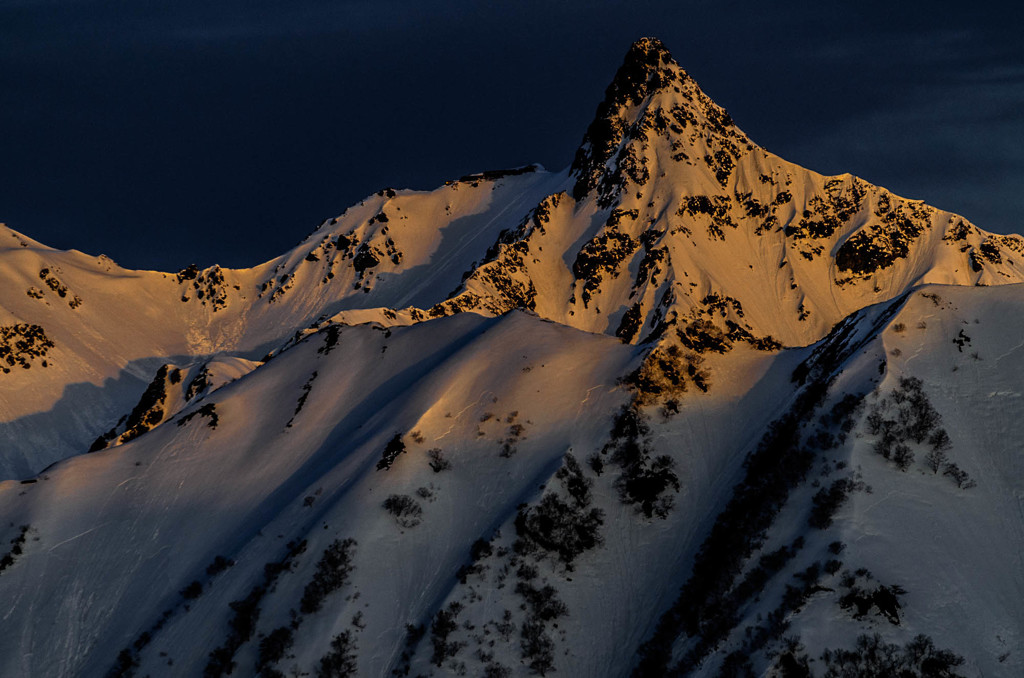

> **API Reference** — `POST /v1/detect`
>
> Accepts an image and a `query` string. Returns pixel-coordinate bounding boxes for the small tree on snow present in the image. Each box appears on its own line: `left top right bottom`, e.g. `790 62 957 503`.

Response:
924 448 948 474
943 463 975 489
892 444 914 471
376 434 407 471
928 428 951 452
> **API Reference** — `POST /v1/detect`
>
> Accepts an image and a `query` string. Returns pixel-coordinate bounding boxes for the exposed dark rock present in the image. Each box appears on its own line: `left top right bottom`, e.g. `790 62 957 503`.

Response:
678 194 736 240
571 38 677 203
785 178 866 243
572 230 640 307
185 365 212 401
118 365 172 444
177 265 229 310
352 246 381 273
0 323 54 374
616 303 645 343
836 200 933 276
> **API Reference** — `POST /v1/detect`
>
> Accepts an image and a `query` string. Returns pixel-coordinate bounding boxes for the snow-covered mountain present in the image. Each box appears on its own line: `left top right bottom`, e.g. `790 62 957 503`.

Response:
0 38 1020 677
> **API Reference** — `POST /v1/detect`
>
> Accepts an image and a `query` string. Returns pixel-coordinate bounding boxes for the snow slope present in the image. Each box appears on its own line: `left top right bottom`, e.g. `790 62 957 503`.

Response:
0 37 1020 678
0 167 562 475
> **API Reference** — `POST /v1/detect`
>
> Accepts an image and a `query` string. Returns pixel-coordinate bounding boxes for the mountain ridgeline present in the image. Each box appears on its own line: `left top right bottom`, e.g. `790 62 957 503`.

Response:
0 38 1020 678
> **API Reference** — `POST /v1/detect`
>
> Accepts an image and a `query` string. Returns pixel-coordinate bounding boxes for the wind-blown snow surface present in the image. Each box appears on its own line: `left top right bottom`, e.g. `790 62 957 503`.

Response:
0 37 1021 677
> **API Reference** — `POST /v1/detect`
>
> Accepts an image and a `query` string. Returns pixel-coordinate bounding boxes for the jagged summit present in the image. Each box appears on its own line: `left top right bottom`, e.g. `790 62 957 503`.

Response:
570 37 749 206
384 37 1024 408
421 41 1024 388
570 37 679 202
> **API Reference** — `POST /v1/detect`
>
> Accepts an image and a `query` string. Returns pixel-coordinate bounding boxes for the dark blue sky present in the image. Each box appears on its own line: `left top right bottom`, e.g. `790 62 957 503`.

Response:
2 1 1022 271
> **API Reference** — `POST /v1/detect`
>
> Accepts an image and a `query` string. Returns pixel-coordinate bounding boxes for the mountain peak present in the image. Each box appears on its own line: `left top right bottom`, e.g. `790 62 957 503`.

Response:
4 39 1024 678
570 38 682 202
629 36 671 54
614 37 678 99
570 38 749 206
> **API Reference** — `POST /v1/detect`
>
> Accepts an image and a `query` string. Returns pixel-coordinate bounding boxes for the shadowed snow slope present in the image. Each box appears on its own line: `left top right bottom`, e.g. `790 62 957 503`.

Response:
0 37 1020 678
